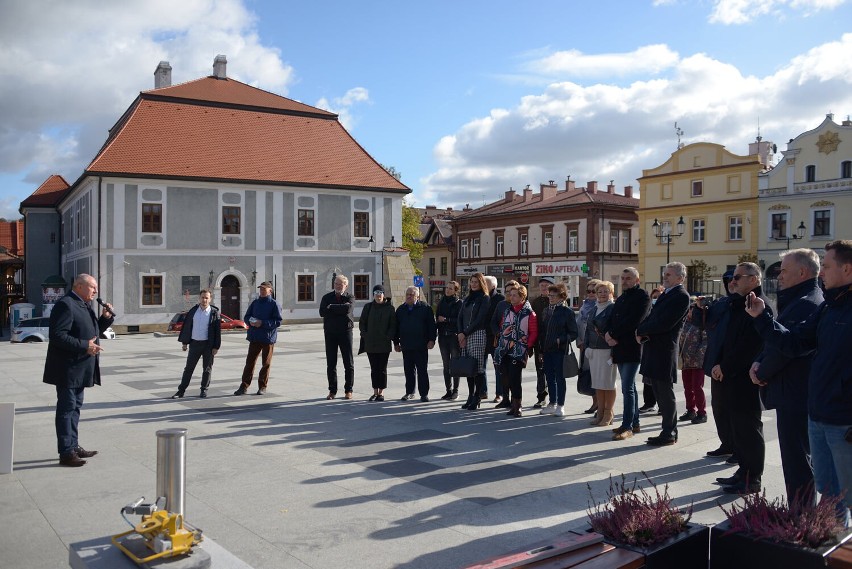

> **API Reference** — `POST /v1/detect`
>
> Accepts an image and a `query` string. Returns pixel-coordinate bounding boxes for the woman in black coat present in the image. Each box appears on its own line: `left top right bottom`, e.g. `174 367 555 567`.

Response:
456 272 490 409
538 283 579 417
436 281 463 400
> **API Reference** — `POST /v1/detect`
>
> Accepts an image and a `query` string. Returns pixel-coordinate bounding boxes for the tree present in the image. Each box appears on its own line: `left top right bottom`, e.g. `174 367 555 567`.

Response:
738 253 758 264
380 164 402 181
401 200 424 270
689 259 717 280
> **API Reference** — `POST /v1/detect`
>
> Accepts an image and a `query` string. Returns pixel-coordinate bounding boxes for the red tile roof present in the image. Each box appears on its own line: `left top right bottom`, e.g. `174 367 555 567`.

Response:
456 187 638 219
20 174 71 208
86 77 408 192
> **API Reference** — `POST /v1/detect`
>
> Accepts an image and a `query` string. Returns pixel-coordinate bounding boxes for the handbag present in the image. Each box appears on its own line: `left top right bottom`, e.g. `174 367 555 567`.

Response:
563 342 580 378
576 367 594 396
449 355 478 378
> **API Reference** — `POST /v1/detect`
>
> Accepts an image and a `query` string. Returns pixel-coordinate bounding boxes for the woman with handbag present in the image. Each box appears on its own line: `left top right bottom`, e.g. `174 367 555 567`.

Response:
436 281 463 401
358 284 397 401
538 283 579 417
494 284 538 417
587 281 617 426
456 273 490 410
577 279 602 415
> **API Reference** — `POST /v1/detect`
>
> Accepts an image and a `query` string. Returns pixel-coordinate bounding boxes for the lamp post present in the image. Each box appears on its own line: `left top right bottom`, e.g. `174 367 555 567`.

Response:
772 221 806 249
651 216 685 264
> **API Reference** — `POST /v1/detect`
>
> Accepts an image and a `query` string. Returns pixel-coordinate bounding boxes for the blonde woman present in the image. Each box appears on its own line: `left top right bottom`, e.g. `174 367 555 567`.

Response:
586 281 617 426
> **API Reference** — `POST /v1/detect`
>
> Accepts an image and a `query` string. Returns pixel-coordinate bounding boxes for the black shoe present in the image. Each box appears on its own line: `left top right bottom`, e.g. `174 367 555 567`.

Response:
715 474 742 485
401 393 415 401
59 452 86 467
75 447 98 458
368 394 377 402
171 391 185 399
233 388 247 396
440 391 453 400
420 395 430 402
255 388 266 395
450 390 459 401
691 414 707 424
679 410 697 422
638 403 655 413
375 394 385 402
727 454 739 464
495 399 511 409
199 391 207 398
646 435 677 446
706 447 733 458
722 481 761 495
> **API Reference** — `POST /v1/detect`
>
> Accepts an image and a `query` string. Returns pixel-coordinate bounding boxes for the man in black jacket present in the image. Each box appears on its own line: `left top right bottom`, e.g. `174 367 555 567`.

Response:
394 287 437 401
751 249 823 504
710 262 772 494
319 274 355 400
173 289 221 399
531 277 554 408
42 274 114 467
606 267 651 441
702 270 735 459
637 262 690 447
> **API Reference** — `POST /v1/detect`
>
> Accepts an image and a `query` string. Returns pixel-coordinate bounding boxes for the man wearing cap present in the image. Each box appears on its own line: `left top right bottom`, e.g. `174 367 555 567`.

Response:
234 281 282 395
530 277 555 408
319 274 356 399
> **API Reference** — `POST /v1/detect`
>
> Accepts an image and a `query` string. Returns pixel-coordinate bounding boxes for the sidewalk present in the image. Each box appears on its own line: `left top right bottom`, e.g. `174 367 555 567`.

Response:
0 326 784 569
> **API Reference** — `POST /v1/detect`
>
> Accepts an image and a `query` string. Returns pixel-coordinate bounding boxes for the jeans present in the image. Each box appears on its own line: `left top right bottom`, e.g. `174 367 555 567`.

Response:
178 340 214 393
55 386 85 456
438 334 460 392
543 352 566 405
325 329 354 394
617 362 640 430
809 418 852 526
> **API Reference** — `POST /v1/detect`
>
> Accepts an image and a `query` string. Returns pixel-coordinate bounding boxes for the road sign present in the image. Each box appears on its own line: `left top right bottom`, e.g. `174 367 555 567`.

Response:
413 275 425 287
520 273 529 284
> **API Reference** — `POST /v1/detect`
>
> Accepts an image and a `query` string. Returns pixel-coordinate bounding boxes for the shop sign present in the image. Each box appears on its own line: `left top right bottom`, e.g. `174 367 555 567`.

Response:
513 263 531 273
457 265 484 275
532 261 589 277
429 280 446 287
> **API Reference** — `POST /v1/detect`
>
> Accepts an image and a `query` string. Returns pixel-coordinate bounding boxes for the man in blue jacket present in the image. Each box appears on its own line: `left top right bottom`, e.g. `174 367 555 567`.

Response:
394 286 437 401
751 249 823 506
747 240 852 525
234 281 282 396
172 289 221 399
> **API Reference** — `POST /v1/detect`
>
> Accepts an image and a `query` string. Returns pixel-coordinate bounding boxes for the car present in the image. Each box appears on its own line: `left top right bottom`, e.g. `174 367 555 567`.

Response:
167 311 248 332
11 317 117 342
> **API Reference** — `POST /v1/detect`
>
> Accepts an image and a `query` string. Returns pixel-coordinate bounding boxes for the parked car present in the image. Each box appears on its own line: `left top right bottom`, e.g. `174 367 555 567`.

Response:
167 312 248 332
10 317 116 342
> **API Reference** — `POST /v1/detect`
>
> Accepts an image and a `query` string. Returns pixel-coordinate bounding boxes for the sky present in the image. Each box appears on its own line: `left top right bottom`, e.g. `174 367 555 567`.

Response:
1 0 852 220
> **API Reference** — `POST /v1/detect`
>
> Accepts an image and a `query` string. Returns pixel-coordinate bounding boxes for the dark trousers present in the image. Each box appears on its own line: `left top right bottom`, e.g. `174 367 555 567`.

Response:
366 352 390 390
402 349 429 397
501 358 524 400
178 340 214 394
325 330 354 394
240 341 275 390
438 334 460 392
776 404 814 504
642 383 657 407
55 386 85 456
729 409 765 482
650 376 678 439
711 379 734 452
533 346 547 400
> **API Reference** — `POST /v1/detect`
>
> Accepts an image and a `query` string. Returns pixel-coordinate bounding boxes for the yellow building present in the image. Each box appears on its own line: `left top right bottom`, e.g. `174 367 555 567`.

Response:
638 142 769 293
758 114 852 276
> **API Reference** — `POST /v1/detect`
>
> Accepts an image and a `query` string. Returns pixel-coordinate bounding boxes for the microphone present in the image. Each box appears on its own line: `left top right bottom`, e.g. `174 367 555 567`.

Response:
96 298 118 318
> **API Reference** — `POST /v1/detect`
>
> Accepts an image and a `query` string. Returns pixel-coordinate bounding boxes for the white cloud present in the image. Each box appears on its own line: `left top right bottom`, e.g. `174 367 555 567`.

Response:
315 87 371 131
419 34 852 209
527 45 680 78
709 0 849 24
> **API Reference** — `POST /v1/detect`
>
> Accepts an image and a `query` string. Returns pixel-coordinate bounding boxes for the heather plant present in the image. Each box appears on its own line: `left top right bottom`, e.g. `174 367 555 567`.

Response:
587 473 692 547
719 489 844 548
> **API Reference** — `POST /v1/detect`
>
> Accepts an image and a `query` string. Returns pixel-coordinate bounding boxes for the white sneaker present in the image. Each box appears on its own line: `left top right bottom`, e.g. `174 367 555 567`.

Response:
555 405 565 417
540 403 556 415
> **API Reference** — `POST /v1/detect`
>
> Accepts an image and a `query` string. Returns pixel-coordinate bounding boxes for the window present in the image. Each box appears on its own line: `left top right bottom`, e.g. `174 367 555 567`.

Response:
440 257 447 275
729 216 743 240
660 221 672 236
298 209 315 236
520 233 528 255
610 231 619 252
691 180 703 197
353 275 369 300
771 212 788 239
222 206 241 234
495 235 504 257
568 229 578 253
692 219 705 242
353 212 369 238
142 276 162 306
805 165 816 183
544 232 553 254
841 161 851 179
814 210 831 236
460 239 469 259
429 258 436 275
472 238 480 258
142 203 162 233
622 230 630 253
297 275 314 302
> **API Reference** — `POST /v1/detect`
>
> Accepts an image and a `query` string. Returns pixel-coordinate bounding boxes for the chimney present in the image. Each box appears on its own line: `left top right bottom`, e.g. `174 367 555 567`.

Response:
587 181 598 194
505 188 516 203
154 61 172 88
624 185 634 198
565 178 576 192
523 185 533 202
540 181 557 201
607 181 615 194
213 54 227 79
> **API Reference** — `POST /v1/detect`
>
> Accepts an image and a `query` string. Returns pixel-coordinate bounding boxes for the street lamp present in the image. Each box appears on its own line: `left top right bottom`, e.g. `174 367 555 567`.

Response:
651 216 685 264
772 221 806 249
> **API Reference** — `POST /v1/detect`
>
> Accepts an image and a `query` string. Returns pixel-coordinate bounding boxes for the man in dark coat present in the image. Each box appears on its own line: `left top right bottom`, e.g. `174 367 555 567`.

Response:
751 249 823 505
173 289 222 399
43 274 114 467
530 277 554 408
319 274 355 400
606 267 651 440
702 270 735 459
636 262 690 447
394 286 437 401
710 262 772 494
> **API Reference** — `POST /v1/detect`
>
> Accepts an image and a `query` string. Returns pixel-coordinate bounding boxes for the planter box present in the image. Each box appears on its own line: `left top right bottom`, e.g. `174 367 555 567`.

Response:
579 522 710 569
711 520 852 569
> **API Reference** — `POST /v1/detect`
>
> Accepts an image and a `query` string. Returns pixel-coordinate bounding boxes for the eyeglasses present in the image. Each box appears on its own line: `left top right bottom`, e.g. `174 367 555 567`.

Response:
547 293 560 297
586 289 594 293
731 274 753 281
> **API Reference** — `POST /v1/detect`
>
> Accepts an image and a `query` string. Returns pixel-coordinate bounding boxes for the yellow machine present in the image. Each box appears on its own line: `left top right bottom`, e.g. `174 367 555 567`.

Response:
111 497 203 565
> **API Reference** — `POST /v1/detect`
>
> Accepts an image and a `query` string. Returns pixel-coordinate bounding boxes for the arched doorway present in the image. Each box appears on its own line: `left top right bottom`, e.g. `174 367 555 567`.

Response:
220 275 241 319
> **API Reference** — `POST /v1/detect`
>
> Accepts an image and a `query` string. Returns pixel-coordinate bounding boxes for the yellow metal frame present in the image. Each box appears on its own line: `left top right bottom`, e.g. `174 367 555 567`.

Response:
111 510 202 565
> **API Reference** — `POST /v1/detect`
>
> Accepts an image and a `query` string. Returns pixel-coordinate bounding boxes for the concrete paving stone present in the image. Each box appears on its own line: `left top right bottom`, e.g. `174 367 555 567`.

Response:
3 509 72 569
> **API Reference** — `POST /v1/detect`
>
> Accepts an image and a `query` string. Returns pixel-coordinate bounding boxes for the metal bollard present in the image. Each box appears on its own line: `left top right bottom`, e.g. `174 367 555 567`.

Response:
156 428 187 516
